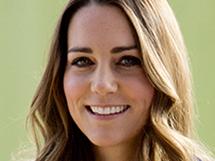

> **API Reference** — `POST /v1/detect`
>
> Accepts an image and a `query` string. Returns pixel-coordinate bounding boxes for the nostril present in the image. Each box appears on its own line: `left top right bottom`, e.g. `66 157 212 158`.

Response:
90 81 118 95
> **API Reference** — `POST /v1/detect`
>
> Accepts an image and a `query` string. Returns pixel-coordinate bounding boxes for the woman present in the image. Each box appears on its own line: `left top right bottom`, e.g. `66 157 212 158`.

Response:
29 0 214 161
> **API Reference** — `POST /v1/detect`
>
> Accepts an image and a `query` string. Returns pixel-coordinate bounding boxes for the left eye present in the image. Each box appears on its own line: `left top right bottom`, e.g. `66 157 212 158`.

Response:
117 56 142 67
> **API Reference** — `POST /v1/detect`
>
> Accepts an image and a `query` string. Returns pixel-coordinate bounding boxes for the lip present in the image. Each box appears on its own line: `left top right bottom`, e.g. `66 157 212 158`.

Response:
85 105 130 120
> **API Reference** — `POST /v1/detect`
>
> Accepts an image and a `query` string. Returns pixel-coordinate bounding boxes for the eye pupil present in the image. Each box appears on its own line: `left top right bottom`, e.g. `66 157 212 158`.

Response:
72 57 94 67
122 59 133 65
119 56 141 67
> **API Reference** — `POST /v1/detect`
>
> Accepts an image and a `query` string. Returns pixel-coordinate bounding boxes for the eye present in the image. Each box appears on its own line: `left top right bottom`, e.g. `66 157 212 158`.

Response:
117 55 142 67
71 57 95 67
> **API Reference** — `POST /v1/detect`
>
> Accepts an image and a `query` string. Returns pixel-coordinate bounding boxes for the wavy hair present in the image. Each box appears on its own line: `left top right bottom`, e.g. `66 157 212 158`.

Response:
28 0 214 161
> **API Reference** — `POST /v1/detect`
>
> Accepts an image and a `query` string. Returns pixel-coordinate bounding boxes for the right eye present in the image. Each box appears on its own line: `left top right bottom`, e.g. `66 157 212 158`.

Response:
71 57 95 68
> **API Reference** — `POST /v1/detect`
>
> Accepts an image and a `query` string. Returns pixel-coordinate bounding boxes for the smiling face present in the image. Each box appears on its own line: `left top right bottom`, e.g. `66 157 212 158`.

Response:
63 4 154 149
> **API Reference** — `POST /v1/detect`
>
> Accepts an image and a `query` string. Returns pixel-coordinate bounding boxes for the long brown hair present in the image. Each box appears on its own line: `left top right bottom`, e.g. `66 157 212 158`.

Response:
28 0 214 161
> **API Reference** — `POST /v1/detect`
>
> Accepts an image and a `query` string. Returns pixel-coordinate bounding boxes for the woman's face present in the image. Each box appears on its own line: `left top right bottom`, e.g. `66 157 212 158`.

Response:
64 4 154 148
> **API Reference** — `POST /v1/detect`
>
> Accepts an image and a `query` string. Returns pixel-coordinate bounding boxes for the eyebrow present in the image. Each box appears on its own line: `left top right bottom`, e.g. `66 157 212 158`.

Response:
68 47 92 53
111 45 138 53
67 45 138 54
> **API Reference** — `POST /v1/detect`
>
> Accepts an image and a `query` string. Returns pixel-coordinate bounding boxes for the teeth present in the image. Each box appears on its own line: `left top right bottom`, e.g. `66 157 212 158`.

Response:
90 105 128 115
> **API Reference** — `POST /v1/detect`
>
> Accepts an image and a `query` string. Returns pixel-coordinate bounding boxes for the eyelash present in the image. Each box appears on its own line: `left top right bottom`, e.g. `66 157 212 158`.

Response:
71 56 142 68
117 55 142 67
71 56 95 67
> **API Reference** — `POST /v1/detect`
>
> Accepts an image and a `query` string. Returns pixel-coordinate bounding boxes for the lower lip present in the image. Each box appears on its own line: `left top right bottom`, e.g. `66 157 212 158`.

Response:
86 106 130 120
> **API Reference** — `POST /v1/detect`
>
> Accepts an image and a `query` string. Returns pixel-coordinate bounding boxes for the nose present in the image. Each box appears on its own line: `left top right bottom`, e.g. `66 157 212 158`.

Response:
90 65 118 96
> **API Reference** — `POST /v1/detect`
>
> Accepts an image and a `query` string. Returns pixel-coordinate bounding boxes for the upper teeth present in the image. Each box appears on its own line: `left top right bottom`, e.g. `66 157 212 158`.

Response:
90 105 128 115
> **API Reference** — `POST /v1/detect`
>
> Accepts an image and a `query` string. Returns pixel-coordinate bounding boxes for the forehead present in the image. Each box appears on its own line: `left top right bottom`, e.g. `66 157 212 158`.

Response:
70 4 128 27
67 4 137 47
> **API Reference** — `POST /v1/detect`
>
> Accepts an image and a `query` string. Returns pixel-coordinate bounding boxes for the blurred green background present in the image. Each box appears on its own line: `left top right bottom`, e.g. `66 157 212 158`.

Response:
0 0 214 160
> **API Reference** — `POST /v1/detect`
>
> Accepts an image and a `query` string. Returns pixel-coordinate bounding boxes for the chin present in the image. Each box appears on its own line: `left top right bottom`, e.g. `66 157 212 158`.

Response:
89 137 118 147
86 132 132 148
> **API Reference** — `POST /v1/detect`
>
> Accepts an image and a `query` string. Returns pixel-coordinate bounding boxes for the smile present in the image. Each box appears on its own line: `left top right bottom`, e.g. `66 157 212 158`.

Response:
86 105 130 116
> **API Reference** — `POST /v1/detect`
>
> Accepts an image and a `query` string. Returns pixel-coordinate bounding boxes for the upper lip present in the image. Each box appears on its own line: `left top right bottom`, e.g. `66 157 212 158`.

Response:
85 104 130 107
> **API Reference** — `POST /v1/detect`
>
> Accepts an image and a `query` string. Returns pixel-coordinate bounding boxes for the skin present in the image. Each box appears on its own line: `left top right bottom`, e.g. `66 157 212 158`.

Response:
63 4 155 161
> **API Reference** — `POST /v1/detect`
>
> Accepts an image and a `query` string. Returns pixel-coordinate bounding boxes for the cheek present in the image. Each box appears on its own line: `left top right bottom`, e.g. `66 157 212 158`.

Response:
122 73 154 105
63 72 88 108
